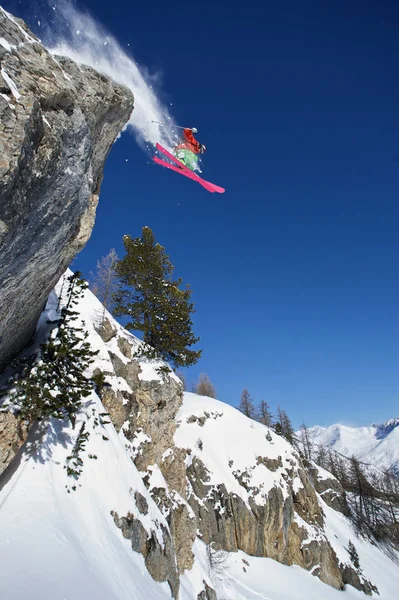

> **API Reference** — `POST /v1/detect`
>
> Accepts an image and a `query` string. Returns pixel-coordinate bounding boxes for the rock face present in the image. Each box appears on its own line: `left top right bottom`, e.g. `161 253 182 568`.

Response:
95 320 198 597
92 318 378 597
0 7 134 369
0 411 28 474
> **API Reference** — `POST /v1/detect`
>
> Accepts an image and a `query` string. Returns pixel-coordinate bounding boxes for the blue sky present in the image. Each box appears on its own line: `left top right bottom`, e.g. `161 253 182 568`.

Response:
7 0 399 427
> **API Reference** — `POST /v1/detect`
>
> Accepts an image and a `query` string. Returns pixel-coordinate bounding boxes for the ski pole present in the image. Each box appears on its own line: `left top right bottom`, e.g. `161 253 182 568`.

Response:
151 120 191 130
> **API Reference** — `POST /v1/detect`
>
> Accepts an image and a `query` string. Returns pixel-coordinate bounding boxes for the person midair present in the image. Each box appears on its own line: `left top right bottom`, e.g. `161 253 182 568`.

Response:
174 127 206 172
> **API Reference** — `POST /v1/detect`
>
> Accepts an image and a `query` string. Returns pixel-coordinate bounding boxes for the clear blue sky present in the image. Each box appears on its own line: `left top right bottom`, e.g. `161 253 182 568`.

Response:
7 0 399 427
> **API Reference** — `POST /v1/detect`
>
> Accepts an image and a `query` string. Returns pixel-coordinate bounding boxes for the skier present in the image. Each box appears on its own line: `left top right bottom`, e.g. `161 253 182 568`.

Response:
174 127 206 172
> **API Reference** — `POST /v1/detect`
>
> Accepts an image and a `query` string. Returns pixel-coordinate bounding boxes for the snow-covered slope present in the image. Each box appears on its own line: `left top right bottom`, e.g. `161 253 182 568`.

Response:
307 420 399 476
0 284 177 600
1 278 398 600
176 394 399 600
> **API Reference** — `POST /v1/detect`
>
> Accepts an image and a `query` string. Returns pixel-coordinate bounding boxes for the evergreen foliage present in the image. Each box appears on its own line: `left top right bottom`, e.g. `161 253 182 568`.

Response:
4 272 98 427
347 540 361 570
65 422 90 483
113 227 201 368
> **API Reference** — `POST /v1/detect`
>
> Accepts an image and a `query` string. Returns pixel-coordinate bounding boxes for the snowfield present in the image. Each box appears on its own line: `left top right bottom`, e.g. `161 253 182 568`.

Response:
307 421 399 476
0 277 398 599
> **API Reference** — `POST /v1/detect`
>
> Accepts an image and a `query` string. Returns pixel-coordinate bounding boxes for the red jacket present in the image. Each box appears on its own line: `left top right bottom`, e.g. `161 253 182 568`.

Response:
176 128 201 154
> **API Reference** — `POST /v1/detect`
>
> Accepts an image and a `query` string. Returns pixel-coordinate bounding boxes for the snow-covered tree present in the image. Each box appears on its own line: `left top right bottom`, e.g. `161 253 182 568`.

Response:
4 272 98 428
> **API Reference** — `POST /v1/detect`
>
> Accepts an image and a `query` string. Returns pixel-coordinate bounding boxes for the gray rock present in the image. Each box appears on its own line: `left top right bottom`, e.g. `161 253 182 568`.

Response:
101 387 130 433
109 345 183 471
341 563 379 596
134 491 149 515
117 336 132 359
305 461 350 516
197 582 217 600
0 10 134 370
112 510 179 598
96 318 117 343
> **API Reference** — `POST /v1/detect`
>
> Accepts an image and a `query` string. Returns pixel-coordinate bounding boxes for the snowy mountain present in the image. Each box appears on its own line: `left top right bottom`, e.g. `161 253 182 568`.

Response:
0 276 398 599
307 420 399 477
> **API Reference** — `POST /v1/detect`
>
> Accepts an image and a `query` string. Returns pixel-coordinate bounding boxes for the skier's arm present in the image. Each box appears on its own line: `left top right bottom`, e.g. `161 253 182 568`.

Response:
183 128 200 152
183 128 196 144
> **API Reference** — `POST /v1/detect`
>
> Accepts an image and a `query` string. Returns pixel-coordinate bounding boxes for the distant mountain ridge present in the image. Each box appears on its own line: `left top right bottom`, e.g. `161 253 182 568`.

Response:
307 417 399 477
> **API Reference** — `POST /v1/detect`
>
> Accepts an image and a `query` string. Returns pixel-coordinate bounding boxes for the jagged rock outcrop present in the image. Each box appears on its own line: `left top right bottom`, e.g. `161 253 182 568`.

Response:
305 460 350 516
95 317 378 596
98 319 184 476
96 320 199 594
174 398 379 596
0 8 134 369
112 510 180 599
185 455 343 589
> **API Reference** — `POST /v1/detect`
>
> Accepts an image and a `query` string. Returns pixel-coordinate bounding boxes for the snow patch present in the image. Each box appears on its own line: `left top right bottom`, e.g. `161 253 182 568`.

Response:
0 36 14 51
1 67 21 100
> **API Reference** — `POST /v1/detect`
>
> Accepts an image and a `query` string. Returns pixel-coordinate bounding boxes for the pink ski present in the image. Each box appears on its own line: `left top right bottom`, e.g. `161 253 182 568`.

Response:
154 143 225 194
153 157 216 193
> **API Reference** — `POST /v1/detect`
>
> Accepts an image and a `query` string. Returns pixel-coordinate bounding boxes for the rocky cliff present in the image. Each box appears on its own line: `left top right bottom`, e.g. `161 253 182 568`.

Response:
0 7 134 369
91 308 377 597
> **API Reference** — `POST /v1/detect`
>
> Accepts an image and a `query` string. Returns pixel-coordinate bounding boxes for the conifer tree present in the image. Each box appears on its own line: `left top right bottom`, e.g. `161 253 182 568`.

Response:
195 373 216 398
238 388 256 419
256 400 273 427
113 228 201 368
5 272 97 427
347 540 361 570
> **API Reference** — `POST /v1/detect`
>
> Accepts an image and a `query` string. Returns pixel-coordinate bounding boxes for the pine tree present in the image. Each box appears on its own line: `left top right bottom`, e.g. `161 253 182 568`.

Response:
90 248 119 323
113 228 201 368
347 540 360 570
238 388 256 419
195 373 216 398
5 272 98 427
256 400 273 427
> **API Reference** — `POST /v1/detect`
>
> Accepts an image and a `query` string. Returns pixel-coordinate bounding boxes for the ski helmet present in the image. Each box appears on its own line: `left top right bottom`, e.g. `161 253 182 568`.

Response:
191 127 198 134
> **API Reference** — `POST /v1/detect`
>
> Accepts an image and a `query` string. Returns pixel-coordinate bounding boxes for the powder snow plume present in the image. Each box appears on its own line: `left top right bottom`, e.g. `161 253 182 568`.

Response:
39 0 177 150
